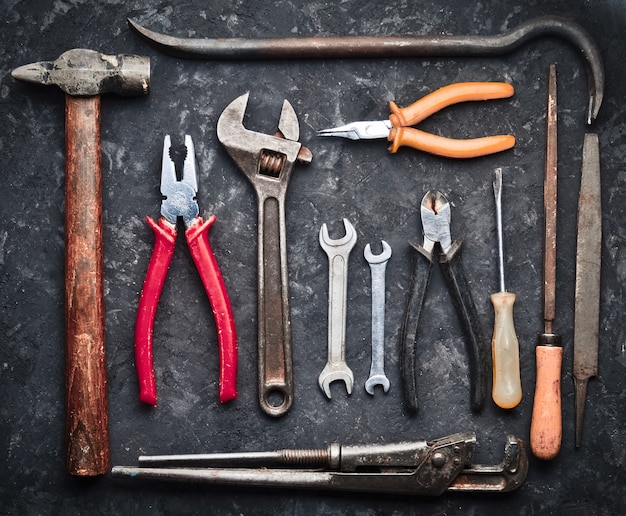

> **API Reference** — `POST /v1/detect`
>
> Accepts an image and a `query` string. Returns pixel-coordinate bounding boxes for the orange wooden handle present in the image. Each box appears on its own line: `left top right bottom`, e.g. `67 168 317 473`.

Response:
388 127 515 158
530 344 562 460
388 82 514 127
64 95 110 476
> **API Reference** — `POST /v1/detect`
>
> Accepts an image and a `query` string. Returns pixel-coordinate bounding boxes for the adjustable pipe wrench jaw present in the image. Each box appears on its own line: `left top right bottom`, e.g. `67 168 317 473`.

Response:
216 92 312 188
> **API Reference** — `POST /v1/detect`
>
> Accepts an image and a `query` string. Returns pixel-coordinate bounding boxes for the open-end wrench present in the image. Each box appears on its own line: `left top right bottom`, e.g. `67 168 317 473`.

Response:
319 219 357 398
217 93 312 417
364 241 392 395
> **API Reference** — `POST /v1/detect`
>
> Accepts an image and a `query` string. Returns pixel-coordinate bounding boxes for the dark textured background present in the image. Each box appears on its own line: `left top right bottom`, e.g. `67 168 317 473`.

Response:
1 1 625 514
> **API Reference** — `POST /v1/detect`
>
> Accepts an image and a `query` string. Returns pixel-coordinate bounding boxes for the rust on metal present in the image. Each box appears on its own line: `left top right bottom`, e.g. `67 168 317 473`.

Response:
128 15 604 124
543 64 558 334
573 133 601 447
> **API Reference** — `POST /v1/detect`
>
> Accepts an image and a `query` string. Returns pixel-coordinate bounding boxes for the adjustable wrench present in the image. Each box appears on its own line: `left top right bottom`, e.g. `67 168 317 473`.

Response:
319 219 357 398
364 241 392 395
217 93 312 417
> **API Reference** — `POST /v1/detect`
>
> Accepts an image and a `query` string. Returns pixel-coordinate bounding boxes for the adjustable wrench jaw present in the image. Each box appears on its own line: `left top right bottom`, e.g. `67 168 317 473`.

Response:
216 92 312 198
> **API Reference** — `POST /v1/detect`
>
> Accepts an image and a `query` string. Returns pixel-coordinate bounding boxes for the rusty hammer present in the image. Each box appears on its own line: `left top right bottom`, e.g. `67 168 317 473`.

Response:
12 49 150 476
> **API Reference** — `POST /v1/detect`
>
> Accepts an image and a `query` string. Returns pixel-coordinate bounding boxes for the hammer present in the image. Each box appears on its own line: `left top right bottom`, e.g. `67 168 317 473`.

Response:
13 49 150 476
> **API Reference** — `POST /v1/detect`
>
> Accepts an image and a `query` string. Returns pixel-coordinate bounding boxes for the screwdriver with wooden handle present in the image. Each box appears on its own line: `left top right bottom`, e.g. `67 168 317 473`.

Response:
530 64 562 461
491 168 522 409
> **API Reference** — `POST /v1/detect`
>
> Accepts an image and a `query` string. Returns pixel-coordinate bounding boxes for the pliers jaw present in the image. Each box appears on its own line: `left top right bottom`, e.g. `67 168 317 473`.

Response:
317 120 392 140
420 191 452 255
160 134 200 228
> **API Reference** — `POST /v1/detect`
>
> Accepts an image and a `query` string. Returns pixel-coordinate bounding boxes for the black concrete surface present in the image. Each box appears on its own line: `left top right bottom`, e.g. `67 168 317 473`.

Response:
1 1 625 514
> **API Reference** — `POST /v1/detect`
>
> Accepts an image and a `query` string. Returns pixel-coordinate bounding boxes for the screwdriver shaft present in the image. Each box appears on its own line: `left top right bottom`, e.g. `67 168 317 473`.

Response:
494 168 506 293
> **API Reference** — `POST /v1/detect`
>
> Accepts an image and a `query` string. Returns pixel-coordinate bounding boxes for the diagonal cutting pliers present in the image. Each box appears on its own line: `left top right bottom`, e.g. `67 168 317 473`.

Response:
135 135 238 406
317 82 515 158
401 191 488 414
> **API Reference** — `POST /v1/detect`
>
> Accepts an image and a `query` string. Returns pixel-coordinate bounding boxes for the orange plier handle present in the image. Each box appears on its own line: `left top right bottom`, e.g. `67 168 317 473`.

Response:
388 82 515 158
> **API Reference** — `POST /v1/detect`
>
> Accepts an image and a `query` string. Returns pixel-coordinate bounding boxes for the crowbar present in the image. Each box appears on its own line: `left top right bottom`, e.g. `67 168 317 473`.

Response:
128 15 603 124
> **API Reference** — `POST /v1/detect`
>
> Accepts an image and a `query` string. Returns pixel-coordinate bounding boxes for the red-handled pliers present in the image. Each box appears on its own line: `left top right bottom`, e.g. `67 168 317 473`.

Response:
135 134 237 406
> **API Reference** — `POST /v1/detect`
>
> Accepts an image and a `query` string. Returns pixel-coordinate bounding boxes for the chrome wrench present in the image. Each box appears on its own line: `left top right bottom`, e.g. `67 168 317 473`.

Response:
217 93 312 416
319 219 357 398
364 241 392 394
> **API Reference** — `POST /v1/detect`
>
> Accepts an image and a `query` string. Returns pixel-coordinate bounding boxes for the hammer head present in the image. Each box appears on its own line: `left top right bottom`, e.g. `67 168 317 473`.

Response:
12 48 150 97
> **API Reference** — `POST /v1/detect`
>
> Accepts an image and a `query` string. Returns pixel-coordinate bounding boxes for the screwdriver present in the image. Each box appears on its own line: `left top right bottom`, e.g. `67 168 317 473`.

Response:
491 168 522 409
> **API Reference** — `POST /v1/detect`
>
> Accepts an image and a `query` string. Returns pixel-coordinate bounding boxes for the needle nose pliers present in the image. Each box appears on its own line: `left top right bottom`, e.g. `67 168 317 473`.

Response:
135 135 238 406
401 191 488 414
317 82 515 158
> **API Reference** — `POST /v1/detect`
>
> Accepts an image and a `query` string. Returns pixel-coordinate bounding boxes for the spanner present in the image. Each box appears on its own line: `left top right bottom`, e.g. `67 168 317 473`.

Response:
217 93 312 417
364 241 392 395
319 219 357 398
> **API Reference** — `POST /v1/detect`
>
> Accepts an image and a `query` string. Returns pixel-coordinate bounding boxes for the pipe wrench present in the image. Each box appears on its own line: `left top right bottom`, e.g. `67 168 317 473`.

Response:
112 432 528 495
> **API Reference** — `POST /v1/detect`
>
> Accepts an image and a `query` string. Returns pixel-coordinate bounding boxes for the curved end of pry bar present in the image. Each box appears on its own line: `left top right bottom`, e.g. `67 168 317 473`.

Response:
504 15 604 124
127 18 201 59
128 15 604 124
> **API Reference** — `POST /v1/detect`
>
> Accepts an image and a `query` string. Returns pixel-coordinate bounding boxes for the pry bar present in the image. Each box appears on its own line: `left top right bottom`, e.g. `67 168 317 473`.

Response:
127 15 603 124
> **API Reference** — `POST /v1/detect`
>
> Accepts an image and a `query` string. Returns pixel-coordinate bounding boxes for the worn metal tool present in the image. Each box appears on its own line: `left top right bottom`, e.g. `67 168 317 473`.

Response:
401 192 488 413
318 82 515 158
530 64 562 461
319 219 357 398
12 49 150 476
573 133 601 448
216 93 312 417
135 135 237 407
491 168 522 409
112 432 528 495
127 15 603 124
364 241 392 394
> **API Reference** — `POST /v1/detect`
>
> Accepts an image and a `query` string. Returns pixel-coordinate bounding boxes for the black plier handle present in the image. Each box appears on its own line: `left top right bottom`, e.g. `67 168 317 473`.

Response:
401 192 488 413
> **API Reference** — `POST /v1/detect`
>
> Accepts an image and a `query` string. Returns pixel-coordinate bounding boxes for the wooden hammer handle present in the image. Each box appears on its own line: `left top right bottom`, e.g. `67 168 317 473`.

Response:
64 95 110 476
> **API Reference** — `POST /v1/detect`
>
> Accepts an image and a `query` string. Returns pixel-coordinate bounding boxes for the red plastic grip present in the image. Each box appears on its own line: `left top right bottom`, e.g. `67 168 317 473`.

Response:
186 216 238 402
135 216 177 406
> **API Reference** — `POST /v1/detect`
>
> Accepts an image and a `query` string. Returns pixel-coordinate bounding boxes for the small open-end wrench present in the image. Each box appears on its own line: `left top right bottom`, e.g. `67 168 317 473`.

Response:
319 219 357 398
217 93 312 417
364 241 392 395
